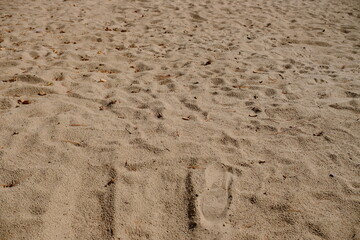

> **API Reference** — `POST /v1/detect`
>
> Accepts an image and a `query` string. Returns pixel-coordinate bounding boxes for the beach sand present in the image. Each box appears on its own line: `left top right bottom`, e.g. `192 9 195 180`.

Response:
1 0 360 239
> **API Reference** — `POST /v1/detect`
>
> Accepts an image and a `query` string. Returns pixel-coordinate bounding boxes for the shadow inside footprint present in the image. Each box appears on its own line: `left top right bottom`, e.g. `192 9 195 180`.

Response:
200 163 233 222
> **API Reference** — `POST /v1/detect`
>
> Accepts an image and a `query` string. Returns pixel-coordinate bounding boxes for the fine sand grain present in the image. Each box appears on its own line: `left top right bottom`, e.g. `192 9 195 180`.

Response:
1 0 360 239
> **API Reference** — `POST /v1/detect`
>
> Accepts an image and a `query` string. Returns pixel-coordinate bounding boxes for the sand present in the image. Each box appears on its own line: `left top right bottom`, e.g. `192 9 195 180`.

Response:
1 0 360 239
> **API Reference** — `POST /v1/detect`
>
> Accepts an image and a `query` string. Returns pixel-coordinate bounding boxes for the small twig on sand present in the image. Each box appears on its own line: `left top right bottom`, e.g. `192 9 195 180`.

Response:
61 140 82 146
1 180 19 188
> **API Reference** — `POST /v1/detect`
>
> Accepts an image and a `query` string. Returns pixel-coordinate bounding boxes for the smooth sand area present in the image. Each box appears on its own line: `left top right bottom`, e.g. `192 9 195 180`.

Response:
1 0 359 239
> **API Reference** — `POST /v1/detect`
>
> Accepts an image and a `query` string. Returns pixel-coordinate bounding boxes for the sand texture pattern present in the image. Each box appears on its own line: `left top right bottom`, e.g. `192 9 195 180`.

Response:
1 0 360 239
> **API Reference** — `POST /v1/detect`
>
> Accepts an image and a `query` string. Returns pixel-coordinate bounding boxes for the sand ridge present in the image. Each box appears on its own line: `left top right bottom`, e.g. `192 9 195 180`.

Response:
0 0 360 239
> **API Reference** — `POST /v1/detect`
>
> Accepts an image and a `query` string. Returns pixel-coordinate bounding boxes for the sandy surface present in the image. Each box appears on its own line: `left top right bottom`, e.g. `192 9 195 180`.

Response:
1 0 360 239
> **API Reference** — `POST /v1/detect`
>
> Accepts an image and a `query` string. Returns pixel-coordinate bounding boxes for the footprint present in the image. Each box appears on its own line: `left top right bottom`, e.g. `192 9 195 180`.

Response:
200 163 233 222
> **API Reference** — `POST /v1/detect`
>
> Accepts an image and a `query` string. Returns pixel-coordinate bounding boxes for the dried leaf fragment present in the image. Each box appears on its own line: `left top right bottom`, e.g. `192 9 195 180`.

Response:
38 91 47 96
202 60 212 66
1 180 19 188
18 99 31 104
2 77 16 82
107 100 117 107
233 85 249 89
105 178 115 187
